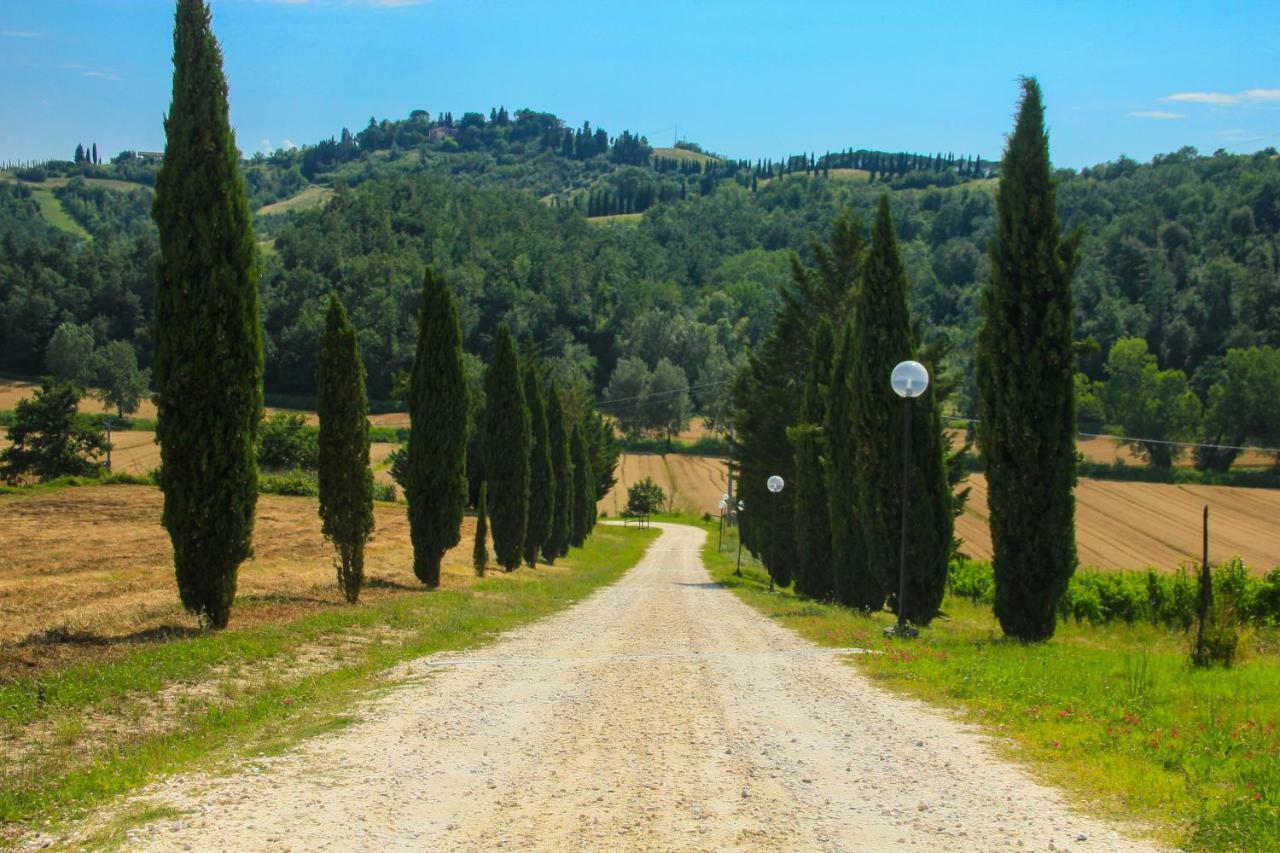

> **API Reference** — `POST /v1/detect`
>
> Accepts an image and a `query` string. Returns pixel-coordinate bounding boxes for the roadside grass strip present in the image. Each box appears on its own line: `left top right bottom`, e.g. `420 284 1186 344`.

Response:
0 524 658 840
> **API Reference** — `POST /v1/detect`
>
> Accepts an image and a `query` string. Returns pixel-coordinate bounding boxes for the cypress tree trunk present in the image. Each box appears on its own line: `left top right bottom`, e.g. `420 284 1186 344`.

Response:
544 383 572 562
789 320 834 600
473 483 489 577
826 322 882 610
317 294 374 604
484 325 530 571
522 362 553 568
569 421 593 548
406 268 468 588
977 78 1081 642
850 196 952 625
152 0 262 629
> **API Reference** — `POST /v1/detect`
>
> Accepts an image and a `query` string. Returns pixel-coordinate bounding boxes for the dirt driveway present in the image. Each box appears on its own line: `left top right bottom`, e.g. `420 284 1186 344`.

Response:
117 523 1158 851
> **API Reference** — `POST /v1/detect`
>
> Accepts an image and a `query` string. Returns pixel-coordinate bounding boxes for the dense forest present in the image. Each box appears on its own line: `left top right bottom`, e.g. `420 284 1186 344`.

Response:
1 107 1278 450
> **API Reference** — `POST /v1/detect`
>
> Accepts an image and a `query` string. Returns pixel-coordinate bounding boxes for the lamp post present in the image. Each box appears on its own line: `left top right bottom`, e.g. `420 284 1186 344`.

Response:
734 499 745 577
717 495 729 552
888 360 929 639
767 475 784 592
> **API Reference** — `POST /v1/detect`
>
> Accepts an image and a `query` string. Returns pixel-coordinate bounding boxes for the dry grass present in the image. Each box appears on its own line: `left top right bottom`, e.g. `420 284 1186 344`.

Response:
600 453 728 517
255 186 334 217
0 485 482 679
956 473 1280 573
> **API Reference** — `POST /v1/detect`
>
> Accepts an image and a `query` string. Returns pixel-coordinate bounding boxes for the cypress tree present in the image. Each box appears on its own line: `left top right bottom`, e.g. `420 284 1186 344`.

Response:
484 325 530 571
522 361 553 568
788 319 834 600
826 322 882 610
849 196 952 625
569 421 593 548
406 268 468 588
473 483 489 577
152 0 262 629
545 383 573 561
316 294 374 604
977 78 1081 641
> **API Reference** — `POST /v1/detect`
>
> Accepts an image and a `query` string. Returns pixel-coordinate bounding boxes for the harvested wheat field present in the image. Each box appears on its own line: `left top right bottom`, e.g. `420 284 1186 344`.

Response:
599 452 729 516
0 379 159 421
0 485 480 679
956 473 1280 573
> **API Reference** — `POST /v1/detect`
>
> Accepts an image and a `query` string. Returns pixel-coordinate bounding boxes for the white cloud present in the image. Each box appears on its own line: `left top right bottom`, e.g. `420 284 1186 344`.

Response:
1128 110 1185 120
83 69 120 81
1 30 42 38
1161 88 1280 106
281 139 298 150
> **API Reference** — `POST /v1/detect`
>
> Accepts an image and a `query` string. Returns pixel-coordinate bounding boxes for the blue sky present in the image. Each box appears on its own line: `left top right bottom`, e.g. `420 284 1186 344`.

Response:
1 0 1277 169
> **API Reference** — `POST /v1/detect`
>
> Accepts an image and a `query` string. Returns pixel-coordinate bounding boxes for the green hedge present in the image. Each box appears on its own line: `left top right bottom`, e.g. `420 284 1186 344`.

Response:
618 434 729 457
948 558 1280 628
958 452 1280 490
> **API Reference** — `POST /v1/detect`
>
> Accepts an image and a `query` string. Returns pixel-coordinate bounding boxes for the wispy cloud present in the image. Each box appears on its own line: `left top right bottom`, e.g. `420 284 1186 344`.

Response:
1 29 42 38
83 69 120 82
1161 88 1280 106
1128 110 1185 120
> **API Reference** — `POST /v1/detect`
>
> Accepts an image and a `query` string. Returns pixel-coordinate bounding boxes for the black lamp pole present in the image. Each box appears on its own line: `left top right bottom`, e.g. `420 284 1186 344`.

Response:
896 394 913 635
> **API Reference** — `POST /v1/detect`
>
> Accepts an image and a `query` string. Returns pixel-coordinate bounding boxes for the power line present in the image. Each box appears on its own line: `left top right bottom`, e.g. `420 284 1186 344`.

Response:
595 378 732 409
941 414 1280 455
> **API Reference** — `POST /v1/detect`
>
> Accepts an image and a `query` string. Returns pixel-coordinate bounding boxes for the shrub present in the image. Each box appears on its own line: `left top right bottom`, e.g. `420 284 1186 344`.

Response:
257 412 318 472
372 482 396 502
625 476 665 515
259 470 318 497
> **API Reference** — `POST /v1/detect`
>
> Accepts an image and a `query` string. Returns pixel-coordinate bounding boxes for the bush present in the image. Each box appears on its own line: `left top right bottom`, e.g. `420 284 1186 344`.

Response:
259 469 318 497
257 412 318 472
625 476 665 514
372 482 396 502
947 557 1280 630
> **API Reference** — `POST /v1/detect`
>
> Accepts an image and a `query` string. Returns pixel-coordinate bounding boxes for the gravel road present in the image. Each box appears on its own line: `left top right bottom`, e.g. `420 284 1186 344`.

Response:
125 523 1160 851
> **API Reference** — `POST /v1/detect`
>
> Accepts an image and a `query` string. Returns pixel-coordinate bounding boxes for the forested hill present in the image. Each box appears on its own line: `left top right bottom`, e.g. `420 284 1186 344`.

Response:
1 105 1278 422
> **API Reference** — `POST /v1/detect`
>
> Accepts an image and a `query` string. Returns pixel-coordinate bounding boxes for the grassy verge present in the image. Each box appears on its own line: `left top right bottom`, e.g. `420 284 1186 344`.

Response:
1 524 657 839
696 519 1280 850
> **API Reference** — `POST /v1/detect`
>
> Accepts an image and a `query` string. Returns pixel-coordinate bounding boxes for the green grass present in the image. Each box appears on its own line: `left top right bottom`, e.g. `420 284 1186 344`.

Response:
587 212 644 225
29 188 91 240
0 524 658 836
695 519 1280 850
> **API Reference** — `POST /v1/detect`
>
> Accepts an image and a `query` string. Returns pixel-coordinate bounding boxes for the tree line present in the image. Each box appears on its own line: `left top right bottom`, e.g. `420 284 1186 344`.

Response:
32 0 614 628
733 78 1082 642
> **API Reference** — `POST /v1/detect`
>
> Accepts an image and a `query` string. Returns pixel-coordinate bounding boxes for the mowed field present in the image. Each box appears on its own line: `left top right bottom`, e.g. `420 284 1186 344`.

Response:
0 485 481 678
601 453 1280 574
598 452 729 517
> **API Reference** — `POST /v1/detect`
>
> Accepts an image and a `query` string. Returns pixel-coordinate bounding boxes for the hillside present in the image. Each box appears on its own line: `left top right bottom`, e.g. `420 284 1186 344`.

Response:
1 107 1278 441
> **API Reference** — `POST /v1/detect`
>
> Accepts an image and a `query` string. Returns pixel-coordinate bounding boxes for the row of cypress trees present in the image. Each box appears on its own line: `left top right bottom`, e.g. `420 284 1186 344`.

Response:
766 196 956 624
150 1 602 626
734 77 1078 641
479 324 598 574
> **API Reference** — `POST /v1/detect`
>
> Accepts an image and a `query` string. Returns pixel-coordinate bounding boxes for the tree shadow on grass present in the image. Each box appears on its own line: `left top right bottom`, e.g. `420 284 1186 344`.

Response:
15 623 204 648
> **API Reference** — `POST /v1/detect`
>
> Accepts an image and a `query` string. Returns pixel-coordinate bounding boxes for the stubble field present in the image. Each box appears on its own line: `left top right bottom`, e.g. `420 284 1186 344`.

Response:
602 453 1280 574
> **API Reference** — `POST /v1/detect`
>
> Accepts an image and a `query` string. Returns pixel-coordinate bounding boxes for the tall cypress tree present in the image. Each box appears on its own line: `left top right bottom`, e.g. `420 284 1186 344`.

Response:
152 0 262 628
484 325 530 571
849 196 952 625
788 319 834 600
544 382 573 562
406 268 468 588
316 294 374 604
473 483 489 577
977 78 1081 641
522 361 553 568
730 210 861 588
569 421 593 548
826 322 881 610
